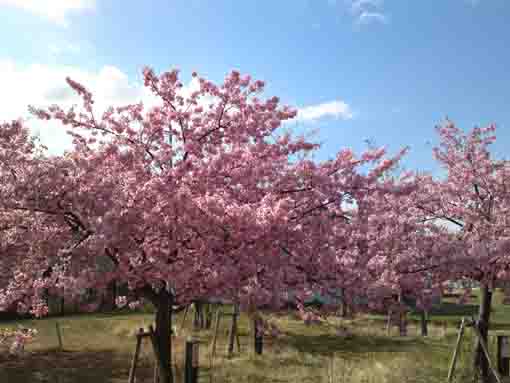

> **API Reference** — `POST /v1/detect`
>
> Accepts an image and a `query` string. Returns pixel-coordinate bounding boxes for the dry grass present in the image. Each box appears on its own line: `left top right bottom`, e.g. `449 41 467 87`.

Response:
0 307 505 383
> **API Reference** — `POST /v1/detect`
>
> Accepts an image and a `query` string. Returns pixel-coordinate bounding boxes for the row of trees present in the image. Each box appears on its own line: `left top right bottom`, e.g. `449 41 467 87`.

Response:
1 67 509 382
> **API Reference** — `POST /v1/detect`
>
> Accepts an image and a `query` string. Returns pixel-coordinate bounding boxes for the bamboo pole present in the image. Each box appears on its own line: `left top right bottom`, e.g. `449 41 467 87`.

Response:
128 328 144 383
447 318 465 383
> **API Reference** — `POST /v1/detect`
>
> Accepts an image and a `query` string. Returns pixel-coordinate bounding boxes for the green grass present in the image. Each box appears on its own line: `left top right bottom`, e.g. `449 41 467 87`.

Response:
2 291 510 383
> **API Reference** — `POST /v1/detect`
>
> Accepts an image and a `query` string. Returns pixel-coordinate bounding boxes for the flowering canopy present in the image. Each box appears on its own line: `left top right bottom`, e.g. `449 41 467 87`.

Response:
0 67 422 319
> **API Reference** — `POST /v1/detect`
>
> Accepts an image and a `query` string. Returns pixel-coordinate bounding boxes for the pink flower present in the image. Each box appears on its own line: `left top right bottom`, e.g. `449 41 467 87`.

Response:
115 296 128 308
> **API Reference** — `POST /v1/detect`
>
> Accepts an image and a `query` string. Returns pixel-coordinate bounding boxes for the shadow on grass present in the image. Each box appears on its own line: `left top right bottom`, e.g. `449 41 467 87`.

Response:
0 349 153 383
426 302 479 317
279 331 424 357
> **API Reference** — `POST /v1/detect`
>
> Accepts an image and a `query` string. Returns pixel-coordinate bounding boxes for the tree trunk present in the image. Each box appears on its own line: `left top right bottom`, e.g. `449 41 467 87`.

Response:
420 309 428 336
200 303 205 329
473 284 492 383
112 280 117 310
193 301 204 330
154 291 173 383
100 280 117 312
205 304 213 329
339 288 346 317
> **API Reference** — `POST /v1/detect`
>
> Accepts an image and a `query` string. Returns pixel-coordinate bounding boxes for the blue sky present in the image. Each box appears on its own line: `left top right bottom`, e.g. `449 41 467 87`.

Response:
0 0 509 174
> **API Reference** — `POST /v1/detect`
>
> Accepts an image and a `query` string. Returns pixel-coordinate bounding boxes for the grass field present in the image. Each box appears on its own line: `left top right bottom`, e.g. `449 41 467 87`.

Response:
1 289 510 383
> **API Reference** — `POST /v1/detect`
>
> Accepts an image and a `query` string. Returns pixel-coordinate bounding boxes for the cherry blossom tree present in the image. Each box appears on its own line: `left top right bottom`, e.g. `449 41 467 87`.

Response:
0 67 393 382
0 65 437 382
413 121 510 382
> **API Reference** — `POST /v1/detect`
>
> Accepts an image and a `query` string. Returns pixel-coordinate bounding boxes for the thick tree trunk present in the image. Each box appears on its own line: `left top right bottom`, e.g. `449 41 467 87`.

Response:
473 284 492 383
155 291 173 383
100 280 117 312
420 309 428 336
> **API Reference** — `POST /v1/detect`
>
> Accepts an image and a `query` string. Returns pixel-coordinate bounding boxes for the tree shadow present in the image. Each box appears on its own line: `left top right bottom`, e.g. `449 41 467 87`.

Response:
278 330 423 357
0 349 153 383
425 302 479 317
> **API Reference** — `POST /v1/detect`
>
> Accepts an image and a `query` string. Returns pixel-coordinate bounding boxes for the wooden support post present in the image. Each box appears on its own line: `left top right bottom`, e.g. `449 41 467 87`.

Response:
399 311 407 337
227 305 239 358
386 309 392 335
254 318 263 355
192 302 199 330
55 322 63 351
420 309 428 337
184 337 199 383
497 335 510 376
472 323 503 383
128 328 144 383
210 309 221 358
148 325 166 383
205 304 214 329
236 329 241 353
153 363 159 383
447 318 465 383
180 304 190 332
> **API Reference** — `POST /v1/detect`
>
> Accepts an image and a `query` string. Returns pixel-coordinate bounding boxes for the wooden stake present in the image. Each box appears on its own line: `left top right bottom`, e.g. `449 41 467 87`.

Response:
447 318 465 383
210 309 221 358
55 322 63 351
227 304 239 358
185 337 199 383
472 323 503 383
386 309 392 335
236 330 241 353
128 328 144 383
153 363 159 383
148 325 166 383
180 304 190 332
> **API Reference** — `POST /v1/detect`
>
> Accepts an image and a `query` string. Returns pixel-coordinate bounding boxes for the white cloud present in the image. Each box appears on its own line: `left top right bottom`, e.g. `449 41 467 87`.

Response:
357 11 388 25
345 0 388 25
350 0 382 13
0 0 95 26
295 100 354 123
0 60 166 154
0 60 354 155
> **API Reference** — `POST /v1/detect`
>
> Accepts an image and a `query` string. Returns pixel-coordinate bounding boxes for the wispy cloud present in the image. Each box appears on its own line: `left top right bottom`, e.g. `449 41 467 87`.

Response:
346 0 389 25
357 11 388 25
295 100 354 123
0 0 95 27
350 0 383 13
